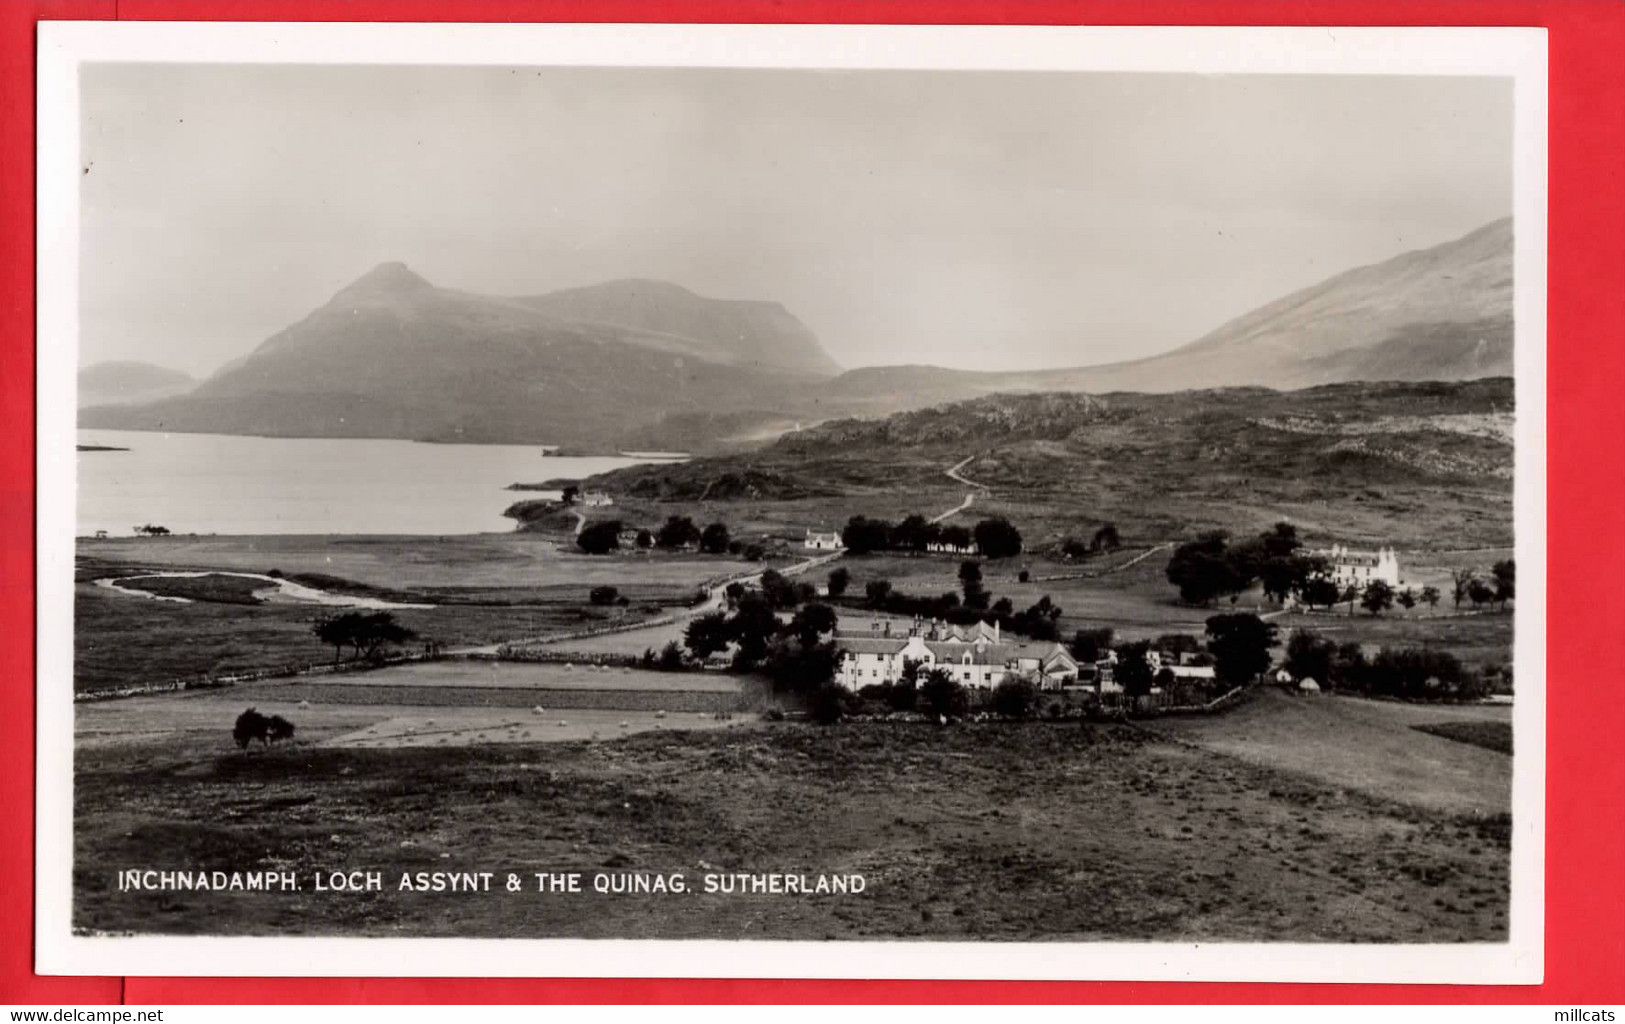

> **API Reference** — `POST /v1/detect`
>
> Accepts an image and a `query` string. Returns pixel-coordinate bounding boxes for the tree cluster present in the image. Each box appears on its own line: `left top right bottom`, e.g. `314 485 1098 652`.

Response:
839 514 1022 558
312 611 417 664
1283 629 1487 700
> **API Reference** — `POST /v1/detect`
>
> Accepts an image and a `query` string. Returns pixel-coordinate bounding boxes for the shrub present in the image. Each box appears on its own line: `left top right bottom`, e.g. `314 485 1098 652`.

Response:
808 682 848 725
589 585 620 606
992 677 1038 719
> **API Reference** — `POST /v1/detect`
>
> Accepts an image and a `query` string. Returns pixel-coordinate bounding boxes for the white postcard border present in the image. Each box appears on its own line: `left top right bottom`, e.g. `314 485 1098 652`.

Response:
35 20 1548 983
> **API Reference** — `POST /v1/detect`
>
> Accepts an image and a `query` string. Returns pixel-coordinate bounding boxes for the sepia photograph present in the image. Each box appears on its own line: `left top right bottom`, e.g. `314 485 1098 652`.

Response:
35 23 1546 982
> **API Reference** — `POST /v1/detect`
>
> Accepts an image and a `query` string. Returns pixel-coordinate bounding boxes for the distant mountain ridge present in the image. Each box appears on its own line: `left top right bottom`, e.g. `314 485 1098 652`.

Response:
80 265 840 446
81 217 1512 447
78 361 196 406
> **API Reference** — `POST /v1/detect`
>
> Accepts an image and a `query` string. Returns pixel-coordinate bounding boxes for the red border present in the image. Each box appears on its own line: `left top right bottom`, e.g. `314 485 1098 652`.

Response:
4 0 1623 1006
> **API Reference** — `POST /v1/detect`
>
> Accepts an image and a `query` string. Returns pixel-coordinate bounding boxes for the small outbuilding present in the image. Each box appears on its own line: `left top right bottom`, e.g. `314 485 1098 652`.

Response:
1297 677 1322 694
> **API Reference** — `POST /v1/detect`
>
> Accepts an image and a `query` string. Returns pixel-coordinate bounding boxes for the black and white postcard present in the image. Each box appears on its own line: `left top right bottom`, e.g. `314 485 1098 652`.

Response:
36 22 1547 982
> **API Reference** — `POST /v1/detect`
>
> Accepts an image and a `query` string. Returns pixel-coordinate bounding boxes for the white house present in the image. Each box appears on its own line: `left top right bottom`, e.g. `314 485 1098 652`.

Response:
834 618 1080 692
1316 544 1402 589
580 491 614 508
925 539 978 556
804 530 844 551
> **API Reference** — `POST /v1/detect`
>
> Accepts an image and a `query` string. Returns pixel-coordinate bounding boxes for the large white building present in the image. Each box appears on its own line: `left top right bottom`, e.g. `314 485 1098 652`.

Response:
835 618 1080 692
1316 544 1402 589
803 530 844 551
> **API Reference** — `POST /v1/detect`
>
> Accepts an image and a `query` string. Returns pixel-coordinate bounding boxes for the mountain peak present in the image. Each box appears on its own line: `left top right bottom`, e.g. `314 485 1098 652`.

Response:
331 262 435 302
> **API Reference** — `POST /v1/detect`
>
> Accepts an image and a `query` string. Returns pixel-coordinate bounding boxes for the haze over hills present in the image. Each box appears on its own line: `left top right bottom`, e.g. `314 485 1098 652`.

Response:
810 218 1514 417
78 361 196 406
80 264 840 446
81 217 1512 448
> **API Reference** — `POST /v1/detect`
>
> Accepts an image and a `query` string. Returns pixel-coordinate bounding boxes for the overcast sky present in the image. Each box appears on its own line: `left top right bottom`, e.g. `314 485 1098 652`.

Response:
80 64 1511 377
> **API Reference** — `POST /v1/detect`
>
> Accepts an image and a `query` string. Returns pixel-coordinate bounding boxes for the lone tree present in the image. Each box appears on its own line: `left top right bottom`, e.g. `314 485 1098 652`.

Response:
1360 579 1395 617
1468 578 1497 609
826 566 851 599
1492 559 1516 608
560 485 580 506
1397 587 1418 612
1420 585 1442 611
1069 627 1115 664
576 519 622 555
787 602 839 647
958 560 989 610
1204 612 1279 687
699 522 731 555
973 517 1023 559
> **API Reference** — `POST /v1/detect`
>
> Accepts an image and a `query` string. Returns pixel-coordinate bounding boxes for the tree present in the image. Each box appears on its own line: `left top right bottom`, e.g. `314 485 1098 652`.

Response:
633 528 652 549
958 560 988 610
864 579 893 608
1397 587 1418 612
807 682 848 725
766 637 841 696
1492 559 1516 608
316 610 415 663
1360 579 1395 617
938 524 973 552
890 514 933 552
841 516 893 555
973 517 1023 559
1300 577 1341 610
1420 585 1442 612
1468 578 1496 608
576 519 622 555
1451 568 1475 609
787 602 839 647
683 611 732 660
656 515 701 550
1204 613 1278 687
919 667 969 721
991 596 1014 617
724 581 746 608
992 677 1038 719
1069 627 1115 664
1114 641 1154 699
560 485 580 506
699 522 731 555
658 640 685 671
589 585 620 606
1092 523 1122 552
1166 531 1243 606
1284 630 1336 686
759 569 805 610
826 566 851 599
313 614 358 664
729 593 780 667
1341 583 1360 617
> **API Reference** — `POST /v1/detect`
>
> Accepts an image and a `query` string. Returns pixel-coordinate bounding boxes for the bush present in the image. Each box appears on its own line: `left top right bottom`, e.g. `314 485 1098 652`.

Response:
589 585 620 606
808 682 848 725
992 678 1038 719
576 520 623 555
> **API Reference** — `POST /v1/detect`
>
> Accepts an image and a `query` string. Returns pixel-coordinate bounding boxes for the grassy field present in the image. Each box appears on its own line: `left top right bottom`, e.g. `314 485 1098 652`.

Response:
74 705 1509 941
1274 609 1514 675
1153 690 1511 817
1413 721 1515 756
113 573 270 604
73 585 639 693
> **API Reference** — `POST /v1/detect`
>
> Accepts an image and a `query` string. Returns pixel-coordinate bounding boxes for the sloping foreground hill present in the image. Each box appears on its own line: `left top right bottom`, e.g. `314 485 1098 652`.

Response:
572 378 1516 547
79 264 838 446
